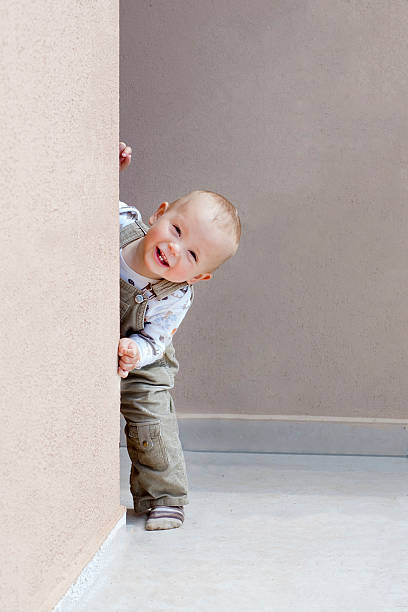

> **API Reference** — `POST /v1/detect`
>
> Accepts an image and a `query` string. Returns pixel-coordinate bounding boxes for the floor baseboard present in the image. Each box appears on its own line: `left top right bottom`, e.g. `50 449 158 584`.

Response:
120 413 408 456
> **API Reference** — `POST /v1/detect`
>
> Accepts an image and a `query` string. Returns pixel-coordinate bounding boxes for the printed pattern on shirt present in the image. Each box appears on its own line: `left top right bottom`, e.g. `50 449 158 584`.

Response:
119 202 193 368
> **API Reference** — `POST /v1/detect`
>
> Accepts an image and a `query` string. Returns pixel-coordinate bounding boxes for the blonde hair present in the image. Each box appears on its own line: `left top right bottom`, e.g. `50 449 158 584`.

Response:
197 190 241 251
170 189 241 264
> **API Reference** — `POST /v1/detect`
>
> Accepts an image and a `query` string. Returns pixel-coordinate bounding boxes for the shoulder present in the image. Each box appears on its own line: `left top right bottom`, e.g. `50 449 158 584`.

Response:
156 284 193 309
171 284 193 302
119 201 142 227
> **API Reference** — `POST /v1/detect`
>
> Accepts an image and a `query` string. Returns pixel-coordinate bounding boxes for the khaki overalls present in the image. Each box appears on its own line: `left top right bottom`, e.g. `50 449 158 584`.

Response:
120 220 191 513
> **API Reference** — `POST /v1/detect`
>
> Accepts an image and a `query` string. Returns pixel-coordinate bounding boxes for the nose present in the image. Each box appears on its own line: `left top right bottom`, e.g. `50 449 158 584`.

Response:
167 241 180 256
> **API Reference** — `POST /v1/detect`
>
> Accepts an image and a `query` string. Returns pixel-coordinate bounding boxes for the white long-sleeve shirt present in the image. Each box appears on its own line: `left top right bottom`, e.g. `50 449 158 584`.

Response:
119 202 193 368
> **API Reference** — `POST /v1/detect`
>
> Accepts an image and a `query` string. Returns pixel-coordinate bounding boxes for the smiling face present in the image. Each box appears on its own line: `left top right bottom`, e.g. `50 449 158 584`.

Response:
134 193 235 284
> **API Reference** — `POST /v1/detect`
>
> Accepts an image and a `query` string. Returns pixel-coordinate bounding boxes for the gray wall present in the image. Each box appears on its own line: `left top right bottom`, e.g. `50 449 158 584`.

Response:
120 1 408 420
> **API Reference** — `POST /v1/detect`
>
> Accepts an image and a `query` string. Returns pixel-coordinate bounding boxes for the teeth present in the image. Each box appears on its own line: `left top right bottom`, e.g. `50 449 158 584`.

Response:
157 249 167 264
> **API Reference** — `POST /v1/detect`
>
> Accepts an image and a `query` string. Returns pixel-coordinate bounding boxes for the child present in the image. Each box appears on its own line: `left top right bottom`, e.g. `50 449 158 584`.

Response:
118 142 241 530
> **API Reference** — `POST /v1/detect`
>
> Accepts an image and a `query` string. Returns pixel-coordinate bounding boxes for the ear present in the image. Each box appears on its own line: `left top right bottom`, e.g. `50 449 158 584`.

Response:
149 201 169 226
187 273 213 285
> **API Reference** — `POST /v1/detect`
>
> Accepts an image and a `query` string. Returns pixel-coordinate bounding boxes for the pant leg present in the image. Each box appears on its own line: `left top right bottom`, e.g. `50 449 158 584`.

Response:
120 355 188 513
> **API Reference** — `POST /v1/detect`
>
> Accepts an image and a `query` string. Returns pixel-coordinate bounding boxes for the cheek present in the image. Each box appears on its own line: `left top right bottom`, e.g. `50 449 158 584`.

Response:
178 258 190 271
146 225 162 246
147 226 158 240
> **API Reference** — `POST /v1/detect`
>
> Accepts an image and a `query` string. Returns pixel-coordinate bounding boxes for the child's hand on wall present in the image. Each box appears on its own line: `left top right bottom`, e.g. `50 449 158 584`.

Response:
117 337 140 378
119 142 132 172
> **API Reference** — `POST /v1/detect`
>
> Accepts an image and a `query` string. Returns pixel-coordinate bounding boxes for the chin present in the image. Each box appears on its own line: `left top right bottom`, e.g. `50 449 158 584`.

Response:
164 274 188 284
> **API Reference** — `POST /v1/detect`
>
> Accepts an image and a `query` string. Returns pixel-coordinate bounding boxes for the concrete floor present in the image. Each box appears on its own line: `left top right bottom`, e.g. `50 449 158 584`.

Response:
59 449 408 612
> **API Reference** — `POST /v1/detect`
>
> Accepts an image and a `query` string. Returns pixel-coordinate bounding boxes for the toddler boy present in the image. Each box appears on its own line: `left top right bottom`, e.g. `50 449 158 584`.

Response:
118 142 241 530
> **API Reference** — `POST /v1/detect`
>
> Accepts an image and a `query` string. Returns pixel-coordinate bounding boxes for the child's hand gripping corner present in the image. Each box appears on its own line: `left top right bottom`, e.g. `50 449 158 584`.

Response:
119 142 132 172
118 338 140 378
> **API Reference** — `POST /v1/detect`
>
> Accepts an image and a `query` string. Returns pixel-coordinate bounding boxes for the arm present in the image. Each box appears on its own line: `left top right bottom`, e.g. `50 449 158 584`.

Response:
118 286 193 376
117 140 141 378
119 201 142 226
119 144 141 224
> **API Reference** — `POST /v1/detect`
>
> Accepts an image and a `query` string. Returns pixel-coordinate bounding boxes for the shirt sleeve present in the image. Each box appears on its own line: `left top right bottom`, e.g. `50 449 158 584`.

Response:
119 201 142 229
130 286 193 368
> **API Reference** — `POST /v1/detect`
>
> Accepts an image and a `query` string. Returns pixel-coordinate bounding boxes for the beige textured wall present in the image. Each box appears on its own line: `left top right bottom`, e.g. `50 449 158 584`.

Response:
1 3 122 612
120 1 408 420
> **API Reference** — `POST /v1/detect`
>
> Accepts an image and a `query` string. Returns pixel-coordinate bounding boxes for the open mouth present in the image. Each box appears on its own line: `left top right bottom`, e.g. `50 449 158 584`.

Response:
156 247 169 267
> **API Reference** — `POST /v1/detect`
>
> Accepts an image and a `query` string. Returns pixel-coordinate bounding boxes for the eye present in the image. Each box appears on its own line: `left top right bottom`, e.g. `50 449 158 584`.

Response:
189 250 197 262
173 224 181 236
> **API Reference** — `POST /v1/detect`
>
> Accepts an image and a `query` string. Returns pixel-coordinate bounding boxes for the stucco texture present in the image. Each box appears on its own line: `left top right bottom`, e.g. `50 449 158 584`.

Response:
120 1 408 420
0 3 122 612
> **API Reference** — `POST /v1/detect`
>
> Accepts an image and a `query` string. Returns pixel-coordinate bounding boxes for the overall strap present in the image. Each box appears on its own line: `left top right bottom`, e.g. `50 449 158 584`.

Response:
151 279 189 299
120 220 190 300
120 278 148 330
120 219 149 249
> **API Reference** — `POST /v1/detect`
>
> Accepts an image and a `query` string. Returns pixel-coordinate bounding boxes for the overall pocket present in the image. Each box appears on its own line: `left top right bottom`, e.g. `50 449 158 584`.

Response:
126 422 169 472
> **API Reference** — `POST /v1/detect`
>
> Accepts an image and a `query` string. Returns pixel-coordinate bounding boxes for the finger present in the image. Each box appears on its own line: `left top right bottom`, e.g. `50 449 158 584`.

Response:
121 156 131 169
120 356 138 369
119 359 137 371
118 339 138 357
119 156 131 172
119 340 136 355
119 142 126 153
120 355 138 364
123 347 136 357
121 146 132 159
118 367 128 378
118 338 131 354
